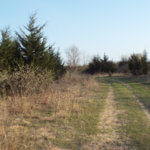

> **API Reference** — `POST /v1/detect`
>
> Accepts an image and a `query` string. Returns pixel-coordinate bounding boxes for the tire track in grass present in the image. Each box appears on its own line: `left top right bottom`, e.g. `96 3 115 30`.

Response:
114 79 150 120
98 86 130 150
126 84 150 120
82 86 130 150
112 79 150 150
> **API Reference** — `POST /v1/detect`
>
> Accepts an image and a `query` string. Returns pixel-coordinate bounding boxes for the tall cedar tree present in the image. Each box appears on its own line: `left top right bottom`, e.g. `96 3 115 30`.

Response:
16 14 65 78
0 28 22 71
16 14 47 66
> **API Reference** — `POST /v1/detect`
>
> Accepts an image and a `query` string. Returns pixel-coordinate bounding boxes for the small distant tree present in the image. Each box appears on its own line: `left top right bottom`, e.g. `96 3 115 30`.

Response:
141 50 148 74
128 54 142 75
85 54 117 74
128 51 148 75
87 55 101 74
119 56 128 67
66 45 80 70
100 54 116 73
101 54 109 72
118 56 129 73
107 61 117 73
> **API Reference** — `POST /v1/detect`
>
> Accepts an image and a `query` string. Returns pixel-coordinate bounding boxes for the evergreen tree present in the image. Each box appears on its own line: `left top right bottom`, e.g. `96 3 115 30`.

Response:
118 56 129 73
87 56 101 74
16 13 47 66
16 14 65 78
141 50 148 74
85 54 116 74
0 28 21 71
101 54 109 72
50 51 65 78
41 49 65 78
128 53 148 75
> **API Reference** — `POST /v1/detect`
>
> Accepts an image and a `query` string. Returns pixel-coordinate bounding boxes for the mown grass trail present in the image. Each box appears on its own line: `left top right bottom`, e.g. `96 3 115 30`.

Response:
52 81 109 150
82 79 133 150
111 76 150 113
111 76 150 120
101 76 150 150
57 76 150 150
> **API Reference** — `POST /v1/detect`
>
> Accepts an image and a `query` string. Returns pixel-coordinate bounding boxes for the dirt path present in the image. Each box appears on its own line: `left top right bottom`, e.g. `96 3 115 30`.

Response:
81 87 130 150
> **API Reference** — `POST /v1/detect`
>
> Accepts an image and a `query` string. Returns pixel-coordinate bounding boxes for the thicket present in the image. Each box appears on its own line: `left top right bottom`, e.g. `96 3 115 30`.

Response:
85 51 148 75
118 57 129 73
85 54 117 74
0 14 65 79
128 51 148 75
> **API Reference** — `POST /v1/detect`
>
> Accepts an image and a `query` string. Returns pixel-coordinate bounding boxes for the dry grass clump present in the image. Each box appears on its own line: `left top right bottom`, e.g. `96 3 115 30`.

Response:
0 69 100 149
0 66 53 116
44 72 99 119
0 66 53 97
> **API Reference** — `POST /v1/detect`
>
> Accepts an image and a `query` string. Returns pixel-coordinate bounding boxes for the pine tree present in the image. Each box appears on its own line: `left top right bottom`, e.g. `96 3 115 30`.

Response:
128 52 148 75
0 28 21 71
16 14 65 78
128 54 142 75
41 49 65 78
16 13 48 66
141 50 148 74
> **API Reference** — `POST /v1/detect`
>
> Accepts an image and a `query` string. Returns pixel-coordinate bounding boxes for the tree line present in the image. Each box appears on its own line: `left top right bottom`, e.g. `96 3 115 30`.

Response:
85 54 116 74
85 51 149 75
0 14 65 79
0 14 149 77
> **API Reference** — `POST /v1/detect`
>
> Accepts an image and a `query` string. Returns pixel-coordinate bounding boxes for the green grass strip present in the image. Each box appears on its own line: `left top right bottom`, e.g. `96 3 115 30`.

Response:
103 77 150 150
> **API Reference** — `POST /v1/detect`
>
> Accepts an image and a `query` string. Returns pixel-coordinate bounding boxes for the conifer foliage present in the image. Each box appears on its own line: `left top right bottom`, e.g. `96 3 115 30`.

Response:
0 28 22 72
128 51 148 75
85 54 117 74
16 14 47 66
0 14 65 78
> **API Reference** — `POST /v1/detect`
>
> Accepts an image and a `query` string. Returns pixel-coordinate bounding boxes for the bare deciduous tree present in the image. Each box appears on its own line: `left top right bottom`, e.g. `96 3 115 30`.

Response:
66 45 80 68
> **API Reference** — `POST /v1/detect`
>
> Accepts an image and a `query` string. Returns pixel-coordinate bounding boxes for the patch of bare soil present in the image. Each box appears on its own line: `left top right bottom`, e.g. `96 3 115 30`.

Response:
81 87 131 150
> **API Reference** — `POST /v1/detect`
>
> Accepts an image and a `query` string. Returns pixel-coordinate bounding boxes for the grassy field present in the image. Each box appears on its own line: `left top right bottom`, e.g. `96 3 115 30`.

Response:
102 76 150 150
110 76 150 112
0 73 109 150
0 73 150 149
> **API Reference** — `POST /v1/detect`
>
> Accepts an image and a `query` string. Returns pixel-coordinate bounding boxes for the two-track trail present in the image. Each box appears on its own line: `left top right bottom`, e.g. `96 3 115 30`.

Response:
97 86 131 150
115 79 150 120
82 86 131 150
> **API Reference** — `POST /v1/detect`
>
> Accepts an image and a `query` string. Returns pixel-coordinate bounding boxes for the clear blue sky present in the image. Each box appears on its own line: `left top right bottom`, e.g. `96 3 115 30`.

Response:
1 0 150 62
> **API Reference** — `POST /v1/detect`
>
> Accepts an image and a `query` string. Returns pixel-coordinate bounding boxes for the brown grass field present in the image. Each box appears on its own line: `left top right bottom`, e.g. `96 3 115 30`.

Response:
0 70 150 150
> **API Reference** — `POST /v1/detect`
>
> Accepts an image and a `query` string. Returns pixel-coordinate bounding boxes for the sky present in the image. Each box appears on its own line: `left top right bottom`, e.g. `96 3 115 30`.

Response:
1 0 150 63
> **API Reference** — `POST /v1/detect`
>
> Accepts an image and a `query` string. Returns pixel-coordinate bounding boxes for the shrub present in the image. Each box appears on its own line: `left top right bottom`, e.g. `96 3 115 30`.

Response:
0 65 53 97
128 51 148 75
85 54 117 74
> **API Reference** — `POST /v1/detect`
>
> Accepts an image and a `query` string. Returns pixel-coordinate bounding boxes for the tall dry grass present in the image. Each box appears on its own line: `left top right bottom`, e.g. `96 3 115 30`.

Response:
0 68 100 149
